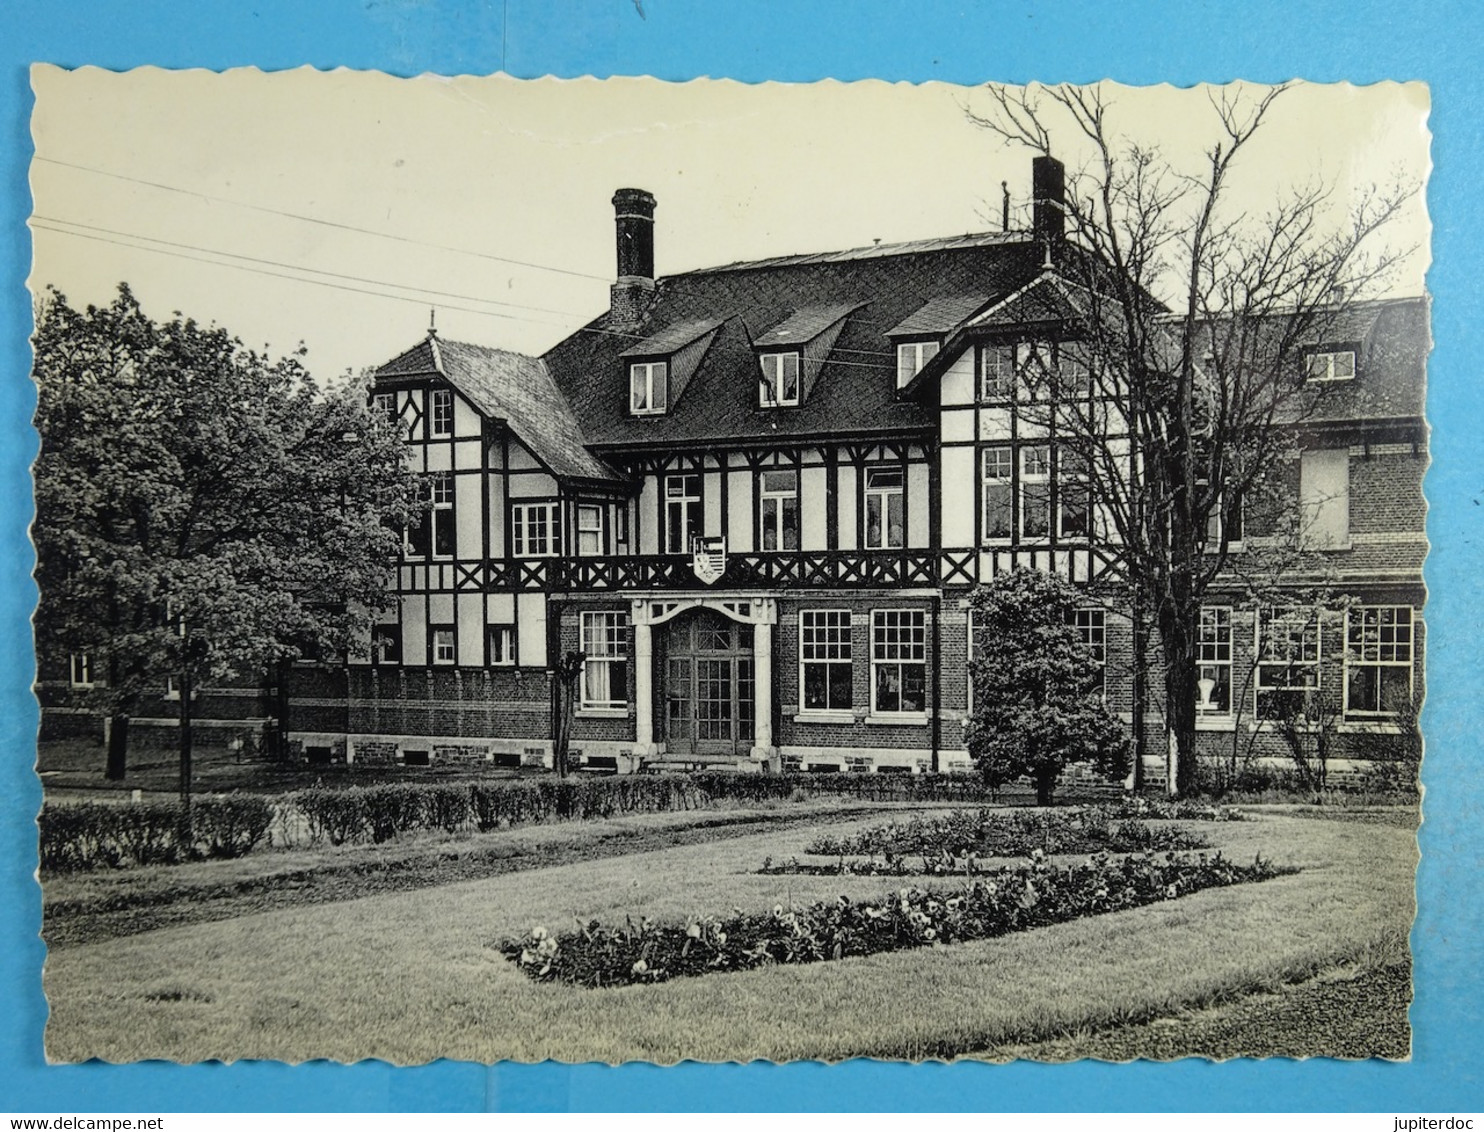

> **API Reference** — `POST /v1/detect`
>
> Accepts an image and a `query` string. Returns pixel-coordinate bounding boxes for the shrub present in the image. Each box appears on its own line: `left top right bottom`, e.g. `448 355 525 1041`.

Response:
501 850 1291 987
191 795 274 859
38 803 124 872
358 784 425 843
293 786 368 846
422 783 471 834
112 800 190 866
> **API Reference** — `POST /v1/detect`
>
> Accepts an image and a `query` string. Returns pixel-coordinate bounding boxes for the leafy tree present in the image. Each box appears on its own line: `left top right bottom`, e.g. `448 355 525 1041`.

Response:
965 568 1131 805
32 284 418 802
969 82 1418 795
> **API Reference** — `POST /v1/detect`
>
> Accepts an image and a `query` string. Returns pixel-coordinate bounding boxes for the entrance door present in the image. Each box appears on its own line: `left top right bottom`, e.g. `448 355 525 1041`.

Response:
664 609 755 756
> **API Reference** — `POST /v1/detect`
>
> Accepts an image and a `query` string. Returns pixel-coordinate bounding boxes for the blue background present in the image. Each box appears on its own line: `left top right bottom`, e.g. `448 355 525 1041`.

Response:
2 0 1479 1113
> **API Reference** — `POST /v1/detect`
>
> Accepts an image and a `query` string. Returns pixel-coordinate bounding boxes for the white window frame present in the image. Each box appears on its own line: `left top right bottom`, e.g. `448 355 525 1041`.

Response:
759 352 801 407
429 387 454 437
512 501 561 558
895 340 939 387
870 609 927 717
69 652 94 689
1306 349 1357 382
372 391 398 426
1058 344 1092 399
864 466 906 550
1255 607 1322 721
663 473 702 555
1071 608 1107 698
1056 448 1090 539
431 626 456 666
981 343 1014 401
1016 340 1054 401
488 625 514 667
580 611 629 710
576 504 604 557
1196 606 1234 718
799 609 853 715
982 446 1013 543
630 361 668 415
759 469 800 552
1344 606 1414 718
371 624 401 666
1020 445 1051 539
429 472 455 559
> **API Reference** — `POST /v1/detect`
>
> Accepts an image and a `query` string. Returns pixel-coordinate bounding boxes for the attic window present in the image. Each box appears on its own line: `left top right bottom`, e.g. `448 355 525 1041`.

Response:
896 341 940 388
1306 348 1357 382
630 361 668 415
759 352 801 407
430 388 453 437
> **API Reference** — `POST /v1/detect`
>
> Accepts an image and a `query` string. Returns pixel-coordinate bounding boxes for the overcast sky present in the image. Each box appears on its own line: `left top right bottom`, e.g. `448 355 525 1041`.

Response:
28 69 1430 382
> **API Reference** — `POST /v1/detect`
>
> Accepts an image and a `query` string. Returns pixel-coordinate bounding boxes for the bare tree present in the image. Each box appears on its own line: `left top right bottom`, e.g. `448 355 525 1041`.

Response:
969 82 1417 795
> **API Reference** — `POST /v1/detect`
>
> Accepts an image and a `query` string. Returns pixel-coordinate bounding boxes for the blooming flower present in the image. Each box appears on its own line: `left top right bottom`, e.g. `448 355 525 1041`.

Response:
632 959 648 975
686 922 702 939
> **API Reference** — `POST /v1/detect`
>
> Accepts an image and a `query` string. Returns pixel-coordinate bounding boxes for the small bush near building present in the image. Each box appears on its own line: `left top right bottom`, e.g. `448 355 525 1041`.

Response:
37 795 273 871
500 850 1291 988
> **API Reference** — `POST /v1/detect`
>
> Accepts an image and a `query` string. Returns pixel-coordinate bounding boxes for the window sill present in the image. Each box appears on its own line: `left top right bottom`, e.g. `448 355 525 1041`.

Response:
1338 719 1405 735
1195 716 1236 732
576 707 630 720
865 713 929 727
793 710 857 726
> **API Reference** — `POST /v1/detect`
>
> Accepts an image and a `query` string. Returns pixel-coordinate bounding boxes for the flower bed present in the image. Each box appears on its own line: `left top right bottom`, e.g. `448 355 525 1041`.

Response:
802 807 1204 862
500 850 1290 988
1103 797 1246 822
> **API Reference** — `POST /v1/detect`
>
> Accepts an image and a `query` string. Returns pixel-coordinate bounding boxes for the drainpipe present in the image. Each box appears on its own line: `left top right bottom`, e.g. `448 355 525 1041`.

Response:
930 594 942 774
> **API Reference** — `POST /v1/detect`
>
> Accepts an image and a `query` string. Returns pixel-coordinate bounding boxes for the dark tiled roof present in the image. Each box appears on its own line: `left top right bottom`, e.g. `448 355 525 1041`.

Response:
542 236 1047 448
887 294 992 338
753 302 861 348
699 231 1028 273
375 336 623 483
619 317 723 359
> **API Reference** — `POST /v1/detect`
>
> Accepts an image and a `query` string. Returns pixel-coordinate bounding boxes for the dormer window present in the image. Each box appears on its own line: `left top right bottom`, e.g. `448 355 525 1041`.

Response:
759 352 801 407
1306 348 1357 382
895 340 940 388
630 361 668 415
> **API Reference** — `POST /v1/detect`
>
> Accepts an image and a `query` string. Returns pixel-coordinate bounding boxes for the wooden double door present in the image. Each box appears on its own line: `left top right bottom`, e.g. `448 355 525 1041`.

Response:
664 609 755 757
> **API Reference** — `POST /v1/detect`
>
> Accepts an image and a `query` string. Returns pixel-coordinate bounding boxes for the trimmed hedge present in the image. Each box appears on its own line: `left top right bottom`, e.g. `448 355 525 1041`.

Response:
40 771 1056 872
38 795 273 872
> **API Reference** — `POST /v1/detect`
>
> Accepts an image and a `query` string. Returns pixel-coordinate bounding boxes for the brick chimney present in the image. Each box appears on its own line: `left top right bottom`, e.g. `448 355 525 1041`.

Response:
610 188 657 325
1032 156 1066 248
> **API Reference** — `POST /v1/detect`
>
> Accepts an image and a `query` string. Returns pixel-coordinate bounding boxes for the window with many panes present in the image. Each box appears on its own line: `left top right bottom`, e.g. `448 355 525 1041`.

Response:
576 504 604 556
429 388 453 437
580 612 629 709
1057 449 1090 538
1256 607 1321 720
431 626 456 665
981 343 1014 401
1058 344 1092 398
982 446 1013 541
1306 349 1356 382
759 352 801 407
630 361 668 415
871 609 927 715
800 610 853 713
896 340 939 387
512 501 560 557
372 391 398 426
664 473 701 554
1020 446 1051 538
1345 606 1413 717
864 467 905 549
1071 608 1106 697
408 473 455 558
1197 606 1233 716
759 469 799 551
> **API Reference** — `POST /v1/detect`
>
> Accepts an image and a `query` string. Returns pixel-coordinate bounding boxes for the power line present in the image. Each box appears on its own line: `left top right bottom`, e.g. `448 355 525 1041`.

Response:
32 220 901 369
32 215 594 321
33 155 613 283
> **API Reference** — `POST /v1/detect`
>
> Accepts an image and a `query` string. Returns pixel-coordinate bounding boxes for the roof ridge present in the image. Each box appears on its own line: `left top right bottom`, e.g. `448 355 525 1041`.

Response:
672 230 1034 278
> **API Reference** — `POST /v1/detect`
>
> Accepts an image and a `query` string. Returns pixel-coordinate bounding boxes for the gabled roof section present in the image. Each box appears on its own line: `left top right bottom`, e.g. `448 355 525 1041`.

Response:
375 336 623 484
618 317 723 359
542 234 1047 447
753 302 860 349
963 272 1083 330
886 294 991 339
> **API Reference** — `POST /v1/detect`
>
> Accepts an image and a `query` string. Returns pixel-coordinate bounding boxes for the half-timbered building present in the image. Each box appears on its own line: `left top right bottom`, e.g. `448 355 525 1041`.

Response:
276 158 1428 783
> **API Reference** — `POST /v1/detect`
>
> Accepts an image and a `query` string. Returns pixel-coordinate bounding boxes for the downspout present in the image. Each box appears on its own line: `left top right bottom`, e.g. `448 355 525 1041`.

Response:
930 593 942 774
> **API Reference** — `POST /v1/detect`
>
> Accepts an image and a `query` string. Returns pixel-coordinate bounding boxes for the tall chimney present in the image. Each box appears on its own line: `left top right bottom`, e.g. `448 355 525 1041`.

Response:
1032 156 1065 247
610 188 657 325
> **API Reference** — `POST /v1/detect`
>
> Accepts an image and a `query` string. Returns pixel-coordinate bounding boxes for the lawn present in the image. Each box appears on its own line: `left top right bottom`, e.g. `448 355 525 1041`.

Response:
41 807 1416 1064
